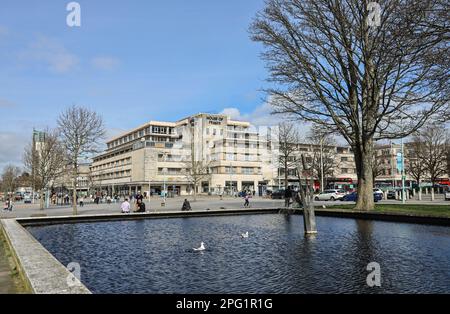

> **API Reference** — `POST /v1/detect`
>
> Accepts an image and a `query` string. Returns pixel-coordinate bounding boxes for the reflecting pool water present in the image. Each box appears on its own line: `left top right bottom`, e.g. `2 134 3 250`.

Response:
27 214 450 293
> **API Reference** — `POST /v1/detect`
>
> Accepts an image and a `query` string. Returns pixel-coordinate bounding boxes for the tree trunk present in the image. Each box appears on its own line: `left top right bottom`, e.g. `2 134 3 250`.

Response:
72 174 78 216
284 160 289 207
354 141 375 211
193 183 197 202
40 191 44 210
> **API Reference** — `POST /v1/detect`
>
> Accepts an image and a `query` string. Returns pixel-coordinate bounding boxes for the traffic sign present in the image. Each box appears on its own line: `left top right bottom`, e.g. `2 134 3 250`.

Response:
396 152 403 172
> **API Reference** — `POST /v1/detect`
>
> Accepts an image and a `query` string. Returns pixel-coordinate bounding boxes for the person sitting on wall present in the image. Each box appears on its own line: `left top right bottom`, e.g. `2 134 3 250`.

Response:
181 199 191 211
121 198 131 213
135 199 146 213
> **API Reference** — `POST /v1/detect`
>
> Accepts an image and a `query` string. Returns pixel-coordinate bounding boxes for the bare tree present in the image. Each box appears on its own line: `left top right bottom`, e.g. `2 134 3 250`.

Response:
276 122 302 206
23 129 66 209
184 159 211 202
306 126 336 191
251 0 449 210
57 105 105 215
412 125 448 200
1 165 21 198
405 138 427 193
372 149 386 183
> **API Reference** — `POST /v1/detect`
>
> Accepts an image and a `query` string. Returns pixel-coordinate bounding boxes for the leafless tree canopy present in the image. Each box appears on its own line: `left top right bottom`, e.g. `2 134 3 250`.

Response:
184 160 211 193
23 129 66 209
251 0 449 209
1 165 21 195
277 122 301 189
305 126 337 186
57 105 105 214
408 124 449 184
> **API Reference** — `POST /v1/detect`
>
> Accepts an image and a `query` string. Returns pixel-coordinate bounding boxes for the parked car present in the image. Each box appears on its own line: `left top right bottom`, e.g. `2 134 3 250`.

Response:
445 187 450 201
341 192 382 202
271 189 285 199
386 190 396 199
314 189 347 201
373 188 384 198
24 195 32 204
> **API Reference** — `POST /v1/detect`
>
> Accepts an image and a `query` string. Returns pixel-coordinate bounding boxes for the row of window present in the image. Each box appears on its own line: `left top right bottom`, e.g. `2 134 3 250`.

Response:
94 170 131 180
155 167 261 175
107 126 175 149
92 158 131 172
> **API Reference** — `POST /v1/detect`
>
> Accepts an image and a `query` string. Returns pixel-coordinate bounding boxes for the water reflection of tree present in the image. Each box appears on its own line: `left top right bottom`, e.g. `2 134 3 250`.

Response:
352 220 378 292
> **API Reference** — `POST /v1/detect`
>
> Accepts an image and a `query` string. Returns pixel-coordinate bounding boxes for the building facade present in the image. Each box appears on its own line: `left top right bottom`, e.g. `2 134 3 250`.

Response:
90 113 448 197
91 113 272 196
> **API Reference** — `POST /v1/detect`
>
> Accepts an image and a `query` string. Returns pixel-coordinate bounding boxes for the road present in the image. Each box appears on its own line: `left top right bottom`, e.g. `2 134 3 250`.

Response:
1 195 448 219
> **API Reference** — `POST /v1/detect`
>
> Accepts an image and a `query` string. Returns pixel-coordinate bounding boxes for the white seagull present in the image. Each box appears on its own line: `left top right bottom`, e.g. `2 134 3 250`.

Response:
241 232 249 238
193 242 206 251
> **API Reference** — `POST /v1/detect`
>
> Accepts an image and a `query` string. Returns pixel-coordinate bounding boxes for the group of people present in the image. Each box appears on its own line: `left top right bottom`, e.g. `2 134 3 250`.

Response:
120 197 193 213
120 191 146 213
2 198 13 212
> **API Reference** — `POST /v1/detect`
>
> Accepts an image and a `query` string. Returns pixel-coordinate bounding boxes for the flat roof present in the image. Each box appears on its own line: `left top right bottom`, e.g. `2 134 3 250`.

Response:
107 120 176 144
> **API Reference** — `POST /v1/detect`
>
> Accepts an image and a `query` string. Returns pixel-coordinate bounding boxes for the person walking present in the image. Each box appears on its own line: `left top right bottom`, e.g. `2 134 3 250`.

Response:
244 193 250 208
79 196 84 207
3 198 11 211
120 198 131 213
285 186 292 208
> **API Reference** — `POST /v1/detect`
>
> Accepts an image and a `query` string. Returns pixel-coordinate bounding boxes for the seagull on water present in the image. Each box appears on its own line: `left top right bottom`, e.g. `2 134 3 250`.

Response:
193 242 206 251
241 232 249 238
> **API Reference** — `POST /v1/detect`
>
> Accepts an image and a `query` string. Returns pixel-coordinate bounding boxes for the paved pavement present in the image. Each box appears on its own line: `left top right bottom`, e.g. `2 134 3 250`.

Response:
0 232 20 293
1 195 448 219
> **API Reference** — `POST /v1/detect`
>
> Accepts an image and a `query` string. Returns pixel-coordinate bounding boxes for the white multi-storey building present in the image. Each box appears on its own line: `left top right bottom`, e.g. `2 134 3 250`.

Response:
91 113 273 196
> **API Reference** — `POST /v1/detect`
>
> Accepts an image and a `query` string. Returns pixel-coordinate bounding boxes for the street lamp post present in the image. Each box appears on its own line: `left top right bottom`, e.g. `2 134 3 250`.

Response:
162 151 168 205
401 135 406 204
320 138 324 193
141 138 151 205
400 117 406 204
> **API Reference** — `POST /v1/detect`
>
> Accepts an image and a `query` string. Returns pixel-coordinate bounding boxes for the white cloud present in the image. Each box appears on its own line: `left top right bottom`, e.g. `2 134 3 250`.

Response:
0 99 17 108
0 132 28 172
220 98 289 127
91 56 120 70
220 100 315 139
18 35 79 74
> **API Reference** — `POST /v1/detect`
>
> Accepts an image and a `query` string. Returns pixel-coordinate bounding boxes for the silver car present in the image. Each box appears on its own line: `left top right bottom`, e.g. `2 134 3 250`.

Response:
314 189 347 201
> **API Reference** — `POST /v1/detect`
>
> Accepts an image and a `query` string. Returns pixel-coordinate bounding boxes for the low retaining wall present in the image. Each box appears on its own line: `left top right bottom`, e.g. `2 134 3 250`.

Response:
17 208 280 227
1 207 448 294
0 219 91 294
313 209 450 227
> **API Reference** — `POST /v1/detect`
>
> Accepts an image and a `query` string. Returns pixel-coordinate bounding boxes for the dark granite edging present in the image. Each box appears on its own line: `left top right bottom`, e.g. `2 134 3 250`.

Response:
17 208 280 227
313 209 450 226
0 219 91 294
15 207 450 227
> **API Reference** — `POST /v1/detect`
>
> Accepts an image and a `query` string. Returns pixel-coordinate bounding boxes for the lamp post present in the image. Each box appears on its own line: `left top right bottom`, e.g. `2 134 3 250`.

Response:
141 138 151 205
396 116 406 204
401 134 406 204
162 151 168 205
320 137 324 193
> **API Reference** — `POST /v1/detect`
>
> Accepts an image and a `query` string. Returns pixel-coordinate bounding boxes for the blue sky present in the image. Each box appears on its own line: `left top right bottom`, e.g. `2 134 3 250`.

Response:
0 0 280 169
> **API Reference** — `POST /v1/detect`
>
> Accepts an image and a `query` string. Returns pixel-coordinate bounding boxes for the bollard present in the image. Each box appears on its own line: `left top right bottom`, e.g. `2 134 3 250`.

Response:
431 188 435 201
418 188 422 201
